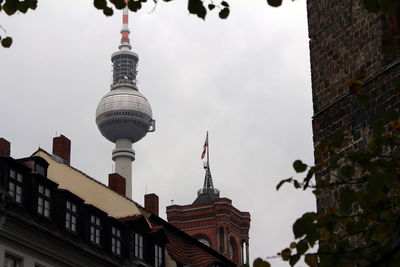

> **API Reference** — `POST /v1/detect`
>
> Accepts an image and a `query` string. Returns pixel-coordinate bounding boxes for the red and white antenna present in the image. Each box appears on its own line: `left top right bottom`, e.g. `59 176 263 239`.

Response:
119 3 131 50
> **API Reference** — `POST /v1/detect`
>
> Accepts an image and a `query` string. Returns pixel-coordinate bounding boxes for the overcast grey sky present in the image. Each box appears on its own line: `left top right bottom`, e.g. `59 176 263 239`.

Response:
0 0 315 265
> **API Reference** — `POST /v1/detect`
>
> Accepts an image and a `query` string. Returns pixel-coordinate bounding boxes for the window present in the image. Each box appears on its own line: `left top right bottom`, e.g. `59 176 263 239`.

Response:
4 252 22 267
35 163 45 176
111 226 122 256
8 169 23 204
134 232 143 259
90 214 101 245
198 238 210 247
37 184 51 217
154 244 163 267
65 200 77 232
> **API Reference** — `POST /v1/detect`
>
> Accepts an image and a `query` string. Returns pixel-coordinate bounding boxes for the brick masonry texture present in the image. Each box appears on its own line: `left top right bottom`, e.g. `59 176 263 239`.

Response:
166 198 250 265
307 0 400 210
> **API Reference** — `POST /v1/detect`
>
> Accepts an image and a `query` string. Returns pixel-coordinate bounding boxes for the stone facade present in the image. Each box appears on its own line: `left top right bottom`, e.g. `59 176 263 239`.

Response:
307 1 400 210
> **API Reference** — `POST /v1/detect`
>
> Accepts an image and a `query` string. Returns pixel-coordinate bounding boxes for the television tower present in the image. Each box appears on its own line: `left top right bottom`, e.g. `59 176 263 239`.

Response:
96 6 155 199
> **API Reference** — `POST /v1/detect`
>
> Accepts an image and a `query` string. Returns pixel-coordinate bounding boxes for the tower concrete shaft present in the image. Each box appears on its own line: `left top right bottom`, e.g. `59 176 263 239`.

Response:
112 138 135 198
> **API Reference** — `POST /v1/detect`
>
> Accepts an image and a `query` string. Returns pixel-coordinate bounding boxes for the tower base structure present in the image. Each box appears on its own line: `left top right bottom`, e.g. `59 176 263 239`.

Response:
112 138 135 199
167 198 250 266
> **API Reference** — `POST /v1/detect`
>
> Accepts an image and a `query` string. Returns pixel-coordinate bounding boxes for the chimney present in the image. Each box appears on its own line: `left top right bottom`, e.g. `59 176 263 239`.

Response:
109 173 126 196
145 193 159 216
0 138 10 157
53 135 71 164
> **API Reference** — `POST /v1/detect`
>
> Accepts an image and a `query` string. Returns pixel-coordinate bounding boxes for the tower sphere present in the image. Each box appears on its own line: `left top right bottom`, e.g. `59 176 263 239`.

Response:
96 84 153 143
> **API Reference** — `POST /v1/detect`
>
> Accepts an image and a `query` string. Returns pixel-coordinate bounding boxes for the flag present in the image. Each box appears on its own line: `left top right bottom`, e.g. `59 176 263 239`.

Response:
201 132 208 160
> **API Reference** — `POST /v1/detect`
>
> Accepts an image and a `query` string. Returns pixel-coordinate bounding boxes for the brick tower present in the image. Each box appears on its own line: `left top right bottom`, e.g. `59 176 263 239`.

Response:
166 134 250 266
307 1 400 210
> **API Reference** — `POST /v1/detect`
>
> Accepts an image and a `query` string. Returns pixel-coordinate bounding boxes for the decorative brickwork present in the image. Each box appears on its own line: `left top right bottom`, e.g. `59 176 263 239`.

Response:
307 1 400 210
166 197 250 266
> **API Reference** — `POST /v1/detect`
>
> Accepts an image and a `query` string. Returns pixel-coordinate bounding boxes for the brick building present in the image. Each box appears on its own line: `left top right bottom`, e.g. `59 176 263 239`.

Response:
307 1 400 210
166 163 250 266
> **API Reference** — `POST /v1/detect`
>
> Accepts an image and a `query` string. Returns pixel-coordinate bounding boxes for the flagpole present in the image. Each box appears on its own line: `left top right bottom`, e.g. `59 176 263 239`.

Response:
207 131 209 168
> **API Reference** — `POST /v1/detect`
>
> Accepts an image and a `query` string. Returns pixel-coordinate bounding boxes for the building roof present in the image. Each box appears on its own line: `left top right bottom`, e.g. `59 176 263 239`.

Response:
193 164 220 205
32 148 141 218
145 211 235 267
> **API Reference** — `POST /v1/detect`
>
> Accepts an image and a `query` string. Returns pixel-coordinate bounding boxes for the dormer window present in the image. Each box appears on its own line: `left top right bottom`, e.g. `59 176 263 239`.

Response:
8 169 23 204
90 214 101 245
154 244 163 267
35 163 45 176
37 184 51 217
65 200 77 232
111 226 122 256
134 232 143 259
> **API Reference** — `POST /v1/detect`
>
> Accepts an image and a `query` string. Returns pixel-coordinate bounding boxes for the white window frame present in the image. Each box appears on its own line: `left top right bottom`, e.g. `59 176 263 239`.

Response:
134 232 143 259
111 226 122 256
65 200 77 232
90 214 101 245
8 169 23 204
37 184 51 217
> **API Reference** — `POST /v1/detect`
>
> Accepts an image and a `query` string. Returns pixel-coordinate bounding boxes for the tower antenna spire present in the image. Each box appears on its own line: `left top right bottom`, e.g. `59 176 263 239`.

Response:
119 4 131 50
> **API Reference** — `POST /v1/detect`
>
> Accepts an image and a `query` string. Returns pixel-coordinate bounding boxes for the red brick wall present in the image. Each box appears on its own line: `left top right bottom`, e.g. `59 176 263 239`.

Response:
307 1 400 210
166 198 250 266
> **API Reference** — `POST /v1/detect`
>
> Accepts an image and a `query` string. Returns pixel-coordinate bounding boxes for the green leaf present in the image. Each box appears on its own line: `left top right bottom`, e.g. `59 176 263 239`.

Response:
331 130 344 148
1 36 12 48
93 0 107 10
384 109 399 121
357 94 370 107
363 0 380 12
113 0 126 9
296 239 309 255
276 177 292 191
349 79 362 94
128 0 141 11
340 165 355 178
373 119 384 137
267 0 282 7
339 187 358 213
280 248 291 261
218 7 229 19
293 160 307 173
381 0 398 12
293 212 316 239
221 1 229 7
305 253 318 267
395 79 400 90
289 254 301 266
253 258 270 267
28 0 37 9
188 0 207 19
382 35 398 55
3 0 18 15
17 1 29 13
103 6 114 16
293 180 301 189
